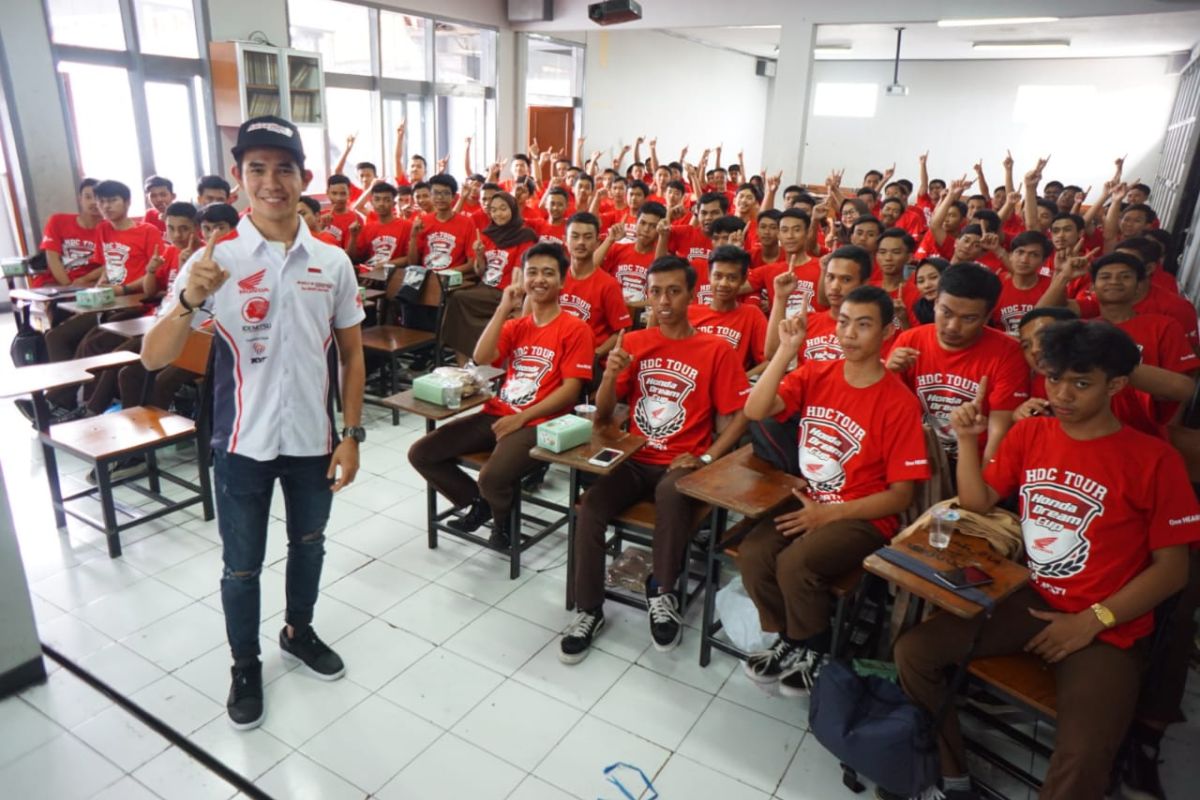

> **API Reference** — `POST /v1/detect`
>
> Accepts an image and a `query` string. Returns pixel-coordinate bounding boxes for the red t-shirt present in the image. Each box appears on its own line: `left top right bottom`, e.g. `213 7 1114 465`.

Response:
601 242 657 302
898 206 928 238
760 257 827 316
483 311 594 425
776 360 930 538
560 268 632 347
992 275 1052 334
1151 269 1180 295
37 213 101 287
983 417 1200 648
479 236 534 290
1076 287 1200 350
1113 313 1198 424
415 212 477 270
866 274 923 332
616 328 751 465
799 309 844 362
354 217 413 266
687 302 767 369
915 229 955 261
530 217 567 247
469 207 491 231
99 221 161 286
323 209 363 250
667 225 713 274
1032 373 1164 440
892 324 1029 456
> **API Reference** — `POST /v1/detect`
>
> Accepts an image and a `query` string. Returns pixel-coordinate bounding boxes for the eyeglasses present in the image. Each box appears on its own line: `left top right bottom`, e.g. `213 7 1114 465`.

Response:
431 190 453 199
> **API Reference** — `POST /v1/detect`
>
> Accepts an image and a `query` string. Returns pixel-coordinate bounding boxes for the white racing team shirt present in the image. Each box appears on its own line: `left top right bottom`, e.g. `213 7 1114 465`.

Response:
164 217 365 461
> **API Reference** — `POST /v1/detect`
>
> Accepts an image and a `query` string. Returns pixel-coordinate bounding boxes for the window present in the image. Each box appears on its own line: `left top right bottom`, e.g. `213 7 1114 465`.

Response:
435 22 495 86
133 0 199 58
326 87 381 177
384 97 432 172
812 82 878 118
45 0 126 50
58 62 144 212
145 82 200 202
288 0 372 76
381 12 428 81
527 37 583 106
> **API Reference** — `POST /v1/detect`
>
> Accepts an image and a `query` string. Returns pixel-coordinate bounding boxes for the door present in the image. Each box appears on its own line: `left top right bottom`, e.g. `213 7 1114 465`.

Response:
527 106 573 180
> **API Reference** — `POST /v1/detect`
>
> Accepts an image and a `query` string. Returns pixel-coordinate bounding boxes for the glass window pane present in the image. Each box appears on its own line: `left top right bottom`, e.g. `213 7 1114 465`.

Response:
58 62 145 214
437 95 485 174
384 97 432 180
527 38 580 99
145 82 198 204
287 0 371 76
46 0 126 50
298 126 328 189
287 54 323 124
435 23 495 86
812 83 878 118
192 75 211 177
381 12 427 81
325 87 380 184
133 0 198 58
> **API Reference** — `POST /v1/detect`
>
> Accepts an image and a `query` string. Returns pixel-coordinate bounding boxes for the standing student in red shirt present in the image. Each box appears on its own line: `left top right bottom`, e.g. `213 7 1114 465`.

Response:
347 182 412 270
409 243 594 548
141 175 175 239
887 263 1028 462
741 284 929 692
871 228 922 331
993 231 1053 334
685 245 767 374
321 175 362 249
657 191 725 277
895 320 1200 800
36 178 104 288
561 257 751 663
559 212 632 360
765 245 872 362
596 201 665 304
441 192 540 361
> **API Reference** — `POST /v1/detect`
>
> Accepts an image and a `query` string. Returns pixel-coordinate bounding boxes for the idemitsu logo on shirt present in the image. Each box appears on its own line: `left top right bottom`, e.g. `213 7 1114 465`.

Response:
634 362 697 447
1019 471 1107 581
499 347 553 407
798 407 865 495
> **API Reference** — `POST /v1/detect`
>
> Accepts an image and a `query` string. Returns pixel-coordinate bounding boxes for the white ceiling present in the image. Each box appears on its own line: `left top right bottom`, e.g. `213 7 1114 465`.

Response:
667 11 1200 61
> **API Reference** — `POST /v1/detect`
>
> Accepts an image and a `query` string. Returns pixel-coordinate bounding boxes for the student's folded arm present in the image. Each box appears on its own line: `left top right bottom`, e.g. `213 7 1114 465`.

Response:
1131 364 1196 402
595 330 622 356
75 266 104 286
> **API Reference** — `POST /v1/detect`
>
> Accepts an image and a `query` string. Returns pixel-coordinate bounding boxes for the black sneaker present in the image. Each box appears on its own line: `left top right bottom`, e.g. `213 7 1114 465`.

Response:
14 398 36 424
447 498 491 534
488 519 511 550
521 463 551 492
645 582 683 652
742 637 801 684
279 626 345 680
559 609 605 664
227 659 264 730
779 648 822 697
86 456 147 486
1121 741 1166 800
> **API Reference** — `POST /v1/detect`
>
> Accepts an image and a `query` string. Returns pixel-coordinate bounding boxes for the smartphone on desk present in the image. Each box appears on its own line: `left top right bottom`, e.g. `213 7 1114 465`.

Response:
587 447 623 467
934 565 994 590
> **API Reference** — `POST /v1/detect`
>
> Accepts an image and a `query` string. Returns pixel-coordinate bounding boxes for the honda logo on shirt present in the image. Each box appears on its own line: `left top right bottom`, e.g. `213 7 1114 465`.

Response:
238 269 269 294
242 297 270 323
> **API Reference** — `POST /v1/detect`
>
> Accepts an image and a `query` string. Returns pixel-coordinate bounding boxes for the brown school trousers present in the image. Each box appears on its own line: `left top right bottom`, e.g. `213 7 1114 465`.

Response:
894 584 1144 800
407 411 539 527
571 459 702 611
737 507 885 641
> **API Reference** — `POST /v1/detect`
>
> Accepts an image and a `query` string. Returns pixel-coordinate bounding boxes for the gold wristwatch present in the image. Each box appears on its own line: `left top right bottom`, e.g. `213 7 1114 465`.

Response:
1090 602 1116 628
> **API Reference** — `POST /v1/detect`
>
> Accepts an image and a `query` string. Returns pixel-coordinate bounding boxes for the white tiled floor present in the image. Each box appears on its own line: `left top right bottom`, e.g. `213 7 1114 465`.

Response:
1 318 1198 799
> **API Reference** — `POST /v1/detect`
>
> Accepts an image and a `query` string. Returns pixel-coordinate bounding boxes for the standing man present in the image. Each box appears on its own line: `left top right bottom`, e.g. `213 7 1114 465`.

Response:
142 116 366 731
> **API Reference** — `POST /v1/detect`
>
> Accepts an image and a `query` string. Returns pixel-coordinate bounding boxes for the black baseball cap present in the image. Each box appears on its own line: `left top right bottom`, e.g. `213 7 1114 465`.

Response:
231 115 305 167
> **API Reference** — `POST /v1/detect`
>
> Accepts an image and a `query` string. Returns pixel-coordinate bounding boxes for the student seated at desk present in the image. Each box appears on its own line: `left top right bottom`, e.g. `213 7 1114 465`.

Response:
561 256 750 664
35 178 103 288
739 285 929 693
894 320 1200 800
408 243 593 548
684 244 766 376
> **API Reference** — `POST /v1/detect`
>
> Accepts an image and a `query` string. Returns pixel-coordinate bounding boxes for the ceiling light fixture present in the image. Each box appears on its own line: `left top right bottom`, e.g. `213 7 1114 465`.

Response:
814 43 852 55
939 17 1059 28
972 39 1071 51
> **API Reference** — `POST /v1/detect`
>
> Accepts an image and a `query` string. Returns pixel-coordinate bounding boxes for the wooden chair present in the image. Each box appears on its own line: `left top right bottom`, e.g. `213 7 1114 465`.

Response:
40 330 215 557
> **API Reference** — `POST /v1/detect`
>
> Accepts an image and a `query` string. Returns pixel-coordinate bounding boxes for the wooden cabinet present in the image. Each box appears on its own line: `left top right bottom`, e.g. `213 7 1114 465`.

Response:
209 42 324 128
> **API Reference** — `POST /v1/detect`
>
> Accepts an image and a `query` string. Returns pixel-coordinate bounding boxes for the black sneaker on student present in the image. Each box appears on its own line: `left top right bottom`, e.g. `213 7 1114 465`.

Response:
488 519 511 550
521 463 551 492
645 581 683 651
778 648 822 697
226 659 264 730
742 637 801 684
14 398 36 424
559 609 605 664
1121 741 1166 800
447 498 491 534
279 626 345 680
86 456 147 486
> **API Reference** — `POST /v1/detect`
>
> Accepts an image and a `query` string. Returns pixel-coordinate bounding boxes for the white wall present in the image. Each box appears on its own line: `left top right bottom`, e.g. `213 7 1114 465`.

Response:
803 57 1179 193
581 30 772 173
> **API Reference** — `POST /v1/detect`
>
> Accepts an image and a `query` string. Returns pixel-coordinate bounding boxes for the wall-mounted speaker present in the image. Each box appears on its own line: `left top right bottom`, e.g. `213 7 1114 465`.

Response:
508 0 553 23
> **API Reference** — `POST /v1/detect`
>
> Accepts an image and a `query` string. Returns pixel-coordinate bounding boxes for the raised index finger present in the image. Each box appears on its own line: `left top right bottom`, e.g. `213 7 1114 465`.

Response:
202 235 218 261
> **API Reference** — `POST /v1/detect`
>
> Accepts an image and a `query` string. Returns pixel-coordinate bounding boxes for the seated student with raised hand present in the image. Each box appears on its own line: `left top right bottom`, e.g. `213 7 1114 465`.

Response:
594 201 665 305
530 186 569 245
36 178 103 288
408 243 593 548
321 174 362 250
740 285 929 692
745 209 824 316
887 263 1029 463
894 319 1200 800
657 190 726 272
347 182 412 273
915 177 970 261
561 256 750 663
765 245 874 362
992 230 1053 334
684 244 767 375
560 211 632 360
871 228 922 331
441 191 540 362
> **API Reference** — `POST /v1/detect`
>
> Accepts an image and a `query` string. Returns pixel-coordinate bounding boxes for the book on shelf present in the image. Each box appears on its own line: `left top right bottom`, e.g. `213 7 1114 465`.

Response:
290 62 314 88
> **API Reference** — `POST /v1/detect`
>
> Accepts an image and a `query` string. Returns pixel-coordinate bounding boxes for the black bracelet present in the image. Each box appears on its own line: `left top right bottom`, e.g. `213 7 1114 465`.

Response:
178 287 198 313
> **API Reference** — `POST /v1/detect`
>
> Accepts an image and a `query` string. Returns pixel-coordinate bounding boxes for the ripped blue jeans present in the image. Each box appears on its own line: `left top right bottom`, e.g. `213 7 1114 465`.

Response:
213 449 333 660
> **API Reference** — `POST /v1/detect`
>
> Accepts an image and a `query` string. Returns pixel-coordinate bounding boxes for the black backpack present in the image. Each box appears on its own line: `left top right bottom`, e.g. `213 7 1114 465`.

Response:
748 415 801 474
10 304 47 367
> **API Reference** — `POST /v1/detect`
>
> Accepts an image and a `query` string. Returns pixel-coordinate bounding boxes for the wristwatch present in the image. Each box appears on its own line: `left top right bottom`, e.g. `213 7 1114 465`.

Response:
698 453 714 465
341 426 366 444
1090 602 1116 629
